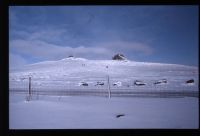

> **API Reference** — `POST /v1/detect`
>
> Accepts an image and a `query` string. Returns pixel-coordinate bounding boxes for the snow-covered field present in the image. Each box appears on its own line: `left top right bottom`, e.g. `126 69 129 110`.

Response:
9 93 198 129
9 57 199 129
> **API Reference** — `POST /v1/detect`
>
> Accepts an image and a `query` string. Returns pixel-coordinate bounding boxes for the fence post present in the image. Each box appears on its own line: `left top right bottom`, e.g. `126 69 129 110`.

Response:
107 75 111 98
28 76 31 100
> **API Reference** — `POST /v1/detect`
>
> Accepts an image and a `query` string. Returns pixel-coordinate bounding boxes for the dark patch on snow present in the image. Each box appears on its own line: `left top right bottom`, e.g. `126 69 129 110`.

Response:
154 79 167 85
186 79 194 84
79 82 88 86
113 81 122 86
134 80 146 86
116 114 125 118
82 83 88 86
95 81 104 86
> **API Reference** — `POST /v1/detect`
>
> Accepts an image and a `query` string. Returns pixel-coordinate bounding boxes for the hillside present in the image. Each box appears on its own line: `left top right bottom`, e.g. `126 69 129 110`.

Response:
10 57 198 79
9 57 198 92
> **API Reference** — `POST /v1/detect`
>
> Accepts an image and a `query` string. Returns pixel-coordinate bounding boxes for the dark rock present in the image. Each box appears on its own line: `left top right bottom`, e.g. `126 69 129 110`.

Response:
186 79 194 84
134 80 146 86
95 81 104 86
112 54 126 60
154 79 167 85
82 83 88 86
113 81 122 86
79 82 88 86
116 114 125 118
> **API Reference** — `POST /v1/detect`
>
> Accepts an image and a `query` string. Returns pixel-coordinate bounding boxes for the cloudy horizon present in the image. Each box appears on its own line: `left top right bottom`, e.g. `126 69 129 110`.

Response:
9 6 198 69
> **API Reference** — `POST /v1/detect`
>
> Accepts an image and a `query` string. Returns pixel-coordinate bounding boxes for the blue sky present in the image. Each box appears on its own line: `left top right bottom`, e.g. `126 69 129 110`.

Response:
9 6 198 68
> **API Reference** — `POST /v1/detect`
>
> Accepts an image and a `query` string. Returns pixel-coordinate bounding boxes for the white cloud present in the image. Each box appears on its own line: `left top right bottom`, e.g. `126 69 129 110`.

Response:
10 39 114 61
10 37 154 64
9 23 154 64
28 28 66 41
95 41 154 55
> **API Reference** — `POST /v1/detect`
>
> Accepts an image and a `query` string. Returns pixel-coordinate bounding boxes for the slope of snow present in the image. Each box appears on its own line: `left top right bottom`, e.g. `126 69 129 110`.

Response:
9 57 198 78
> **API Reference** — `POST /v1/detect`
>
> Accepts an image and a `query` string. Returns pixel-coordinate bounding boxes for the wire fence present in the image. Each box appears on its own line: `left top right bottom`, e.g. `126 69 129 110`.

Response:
9 75 199 99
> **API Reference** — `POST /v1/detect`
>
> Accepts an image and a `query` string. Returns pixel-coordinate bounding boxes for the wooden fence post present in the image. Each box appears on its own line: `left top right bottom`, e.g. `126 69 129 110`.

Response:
107 75 111 98
28 76 31 100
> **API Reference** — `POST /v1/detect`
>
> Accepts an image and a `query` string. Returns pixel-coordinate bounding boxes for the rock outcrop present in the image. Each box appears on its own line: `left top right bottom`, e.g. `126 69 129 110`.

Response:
112 54 126 60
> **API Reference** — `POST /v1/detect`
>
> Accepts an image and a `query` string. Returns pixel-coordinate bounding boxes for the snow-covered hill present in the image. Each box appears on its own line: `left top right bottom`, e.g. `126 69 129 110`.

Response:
10 57 198 78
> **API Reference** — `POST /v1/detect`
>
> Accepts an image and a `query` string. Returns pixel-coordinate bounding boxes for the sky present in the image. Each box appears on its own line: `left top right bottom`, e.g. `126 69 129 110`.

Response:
9 6 198 69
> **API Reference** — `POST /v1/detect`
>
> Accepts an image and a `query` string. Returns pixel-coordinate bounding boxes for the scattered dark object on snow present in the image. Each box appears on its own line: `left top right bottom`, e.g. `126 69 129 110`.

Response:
134 80 146 86
79 82 88 86
95 81 104 86
106 66 108 68
154 79 167 85
116 114 125 118
82 83 88 86
113 81 122 86
112 53 125 60
186 79 194 84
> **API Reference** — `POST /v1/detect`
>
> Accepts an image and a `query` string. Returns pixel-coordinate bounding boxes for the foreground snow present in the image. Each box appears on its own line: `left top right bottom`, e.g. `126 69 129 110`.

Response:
9 93 198 129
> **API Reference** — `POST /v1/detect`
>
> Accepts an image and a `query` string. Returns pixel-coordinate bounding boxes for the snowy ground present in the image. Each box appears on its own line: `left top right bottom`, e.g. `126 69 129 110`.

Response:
9 58 199 129
9 93 199 129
